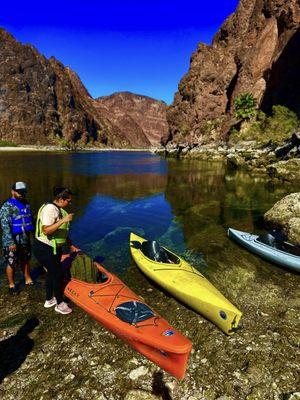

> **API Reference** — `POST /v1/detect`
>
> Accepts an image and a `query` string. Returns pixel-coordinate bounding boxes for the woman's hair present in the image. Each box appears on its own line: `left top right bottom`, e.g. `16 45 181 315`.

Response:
53 186 73 200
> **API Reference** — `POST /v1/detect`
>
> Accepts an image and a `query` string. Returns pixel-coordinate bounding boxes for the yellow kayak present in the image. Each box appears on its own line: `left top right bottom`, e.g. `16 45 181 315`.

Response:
130 233 242 335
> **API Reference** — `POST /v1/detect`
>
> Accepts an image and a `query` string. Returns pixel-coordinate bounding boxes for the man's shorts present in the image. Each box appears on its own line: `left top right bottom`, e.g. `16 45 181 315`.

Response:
2 244 31 268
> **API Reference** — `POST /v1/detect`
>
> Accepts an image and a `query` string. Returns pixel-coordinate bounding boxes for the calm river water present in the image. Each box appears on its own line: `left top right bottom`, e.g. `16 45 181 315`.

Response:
0 151 297 278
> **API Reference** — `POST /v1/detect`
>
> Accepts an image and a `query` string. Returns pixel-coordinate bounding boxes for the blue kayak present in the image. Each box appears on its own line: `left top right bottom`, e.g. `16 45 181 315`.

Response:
228 228 300 273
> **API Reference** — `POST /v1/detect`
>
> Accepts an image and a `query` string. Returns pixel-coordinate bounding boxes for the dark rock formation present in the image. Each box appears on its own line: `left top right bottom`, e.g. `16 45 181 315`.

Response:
275 131 300 158
167 0 300 146
95 92 169 147
0 29 168 147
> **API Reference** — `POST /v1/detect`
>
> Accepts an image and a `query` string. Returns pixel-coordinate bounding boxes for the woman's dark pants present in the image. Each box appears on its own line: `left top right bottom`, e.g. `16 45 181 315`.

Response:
33 239 63 304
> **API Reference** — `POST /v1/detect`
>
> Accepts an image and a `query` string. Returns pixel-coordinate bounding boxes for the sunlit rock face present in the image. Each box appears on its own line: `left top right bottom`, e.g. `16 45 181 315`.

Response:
0 29 168 147
264 192 300 246
95 92 169 147
166 0 300 145
0 29 105 145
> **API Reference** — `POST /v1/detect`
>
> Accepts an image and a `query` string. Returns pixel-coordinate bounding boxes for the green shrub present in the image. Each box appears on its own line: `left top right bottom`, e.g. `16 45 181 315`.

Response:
229 105 299 146
245 121 262 140
234 93 257 120
264 105 298 141
257 110 267 123
0 140 18 147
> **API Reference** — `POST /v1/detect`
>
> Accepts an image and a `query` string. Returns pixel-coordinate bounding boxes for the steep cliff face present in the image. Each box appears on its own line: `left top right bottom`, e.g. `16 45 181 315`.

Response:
0 29 103 145
167 0 300 145
63 67 130 147
0 29 167 147
95 92 169 146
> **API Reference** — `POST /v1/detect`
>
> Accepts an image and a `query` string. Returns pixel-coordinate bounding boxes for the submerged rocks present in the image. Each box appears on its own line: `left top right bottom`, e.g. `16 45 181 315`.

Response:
226 153 246 169
124 390 161 400
267 158 300 182
0 215 299 398
264 192 300 245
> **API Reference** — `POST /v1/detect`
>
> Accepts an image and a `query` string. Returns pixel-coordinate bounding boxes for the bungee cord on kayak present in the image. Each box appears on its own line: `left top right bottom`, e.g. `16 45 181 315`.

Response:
89 283 160 327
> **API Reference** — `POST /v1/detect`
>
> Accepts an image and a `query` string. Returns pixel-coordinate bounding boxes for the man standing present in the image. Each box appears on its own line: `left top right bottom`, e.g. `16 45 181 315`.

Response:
0 182 34 294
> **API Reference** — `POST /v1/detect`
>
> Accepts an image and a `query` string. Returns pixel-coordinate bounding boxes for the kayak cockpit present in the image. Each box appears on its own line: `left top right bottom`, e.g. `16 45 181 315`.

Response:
137 240 180 264
256 233 300 257
115 301 156 324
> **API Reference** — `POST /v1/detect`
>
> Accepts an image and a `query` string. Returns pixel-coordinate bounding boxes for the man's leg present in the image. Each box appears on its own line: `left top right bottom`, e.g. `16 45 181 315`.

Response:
19 245 33 285
3 247 17 289
22 261 33 284
6 265 15 288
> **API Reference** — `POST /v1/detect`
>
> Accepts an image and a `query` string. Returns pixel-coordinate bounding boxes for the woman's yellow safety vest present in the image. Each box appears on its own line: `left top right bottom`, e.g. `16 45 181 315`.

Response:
36 203 69 254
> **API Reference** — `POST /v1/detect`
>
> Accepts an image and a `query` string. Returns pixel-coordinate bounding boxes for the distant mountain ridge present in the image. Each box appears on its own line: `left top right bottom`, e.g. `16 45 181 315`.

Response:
95 92 169 146
0 28 168 147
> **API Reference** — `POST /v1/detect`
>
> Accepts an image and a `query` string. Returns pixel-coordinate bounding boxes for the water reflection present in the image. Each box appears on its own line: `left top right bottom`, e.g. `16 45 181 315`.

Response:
165 160 297 263
0 152 167 214
70 194 186 273
0 152 298 278
68 152 168 175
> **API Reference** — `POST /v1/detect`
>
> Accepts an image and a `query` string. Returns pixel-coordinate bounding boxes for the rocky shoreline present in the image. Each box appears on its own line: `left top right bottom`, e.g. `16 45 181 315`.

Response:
1 140 299 185
0 245 299 400
155 138 300 184
1 140 299 184
0 145 153 152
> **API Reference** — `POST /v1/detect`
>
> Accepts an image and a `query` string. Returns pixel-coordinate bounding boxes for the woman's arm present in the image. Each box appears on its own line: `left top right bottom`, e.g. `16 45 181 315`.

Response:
42 213 73 235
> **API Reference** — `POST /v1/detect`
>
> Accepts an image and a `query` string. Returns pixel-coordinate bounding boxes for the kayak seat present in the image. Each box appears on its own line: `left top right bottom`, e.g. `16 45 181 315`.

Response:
267 229 300 255
269 229 288 243
115 301 155 324
257 233 300 256
141 240 171 263
257 233 277 247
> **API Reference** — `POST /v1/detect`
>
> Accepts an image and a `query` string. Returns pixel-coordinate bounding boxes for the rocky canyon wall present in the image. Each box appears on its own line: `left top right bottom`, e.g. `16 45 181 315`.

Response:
0 29 167 147
167 0 300 145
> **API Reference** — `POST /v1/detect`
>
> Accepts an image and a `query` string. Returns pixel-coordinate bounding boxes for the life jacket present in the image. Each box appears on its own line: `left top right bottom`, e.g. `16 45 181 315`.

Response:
36 202 69 254
7 198 34 235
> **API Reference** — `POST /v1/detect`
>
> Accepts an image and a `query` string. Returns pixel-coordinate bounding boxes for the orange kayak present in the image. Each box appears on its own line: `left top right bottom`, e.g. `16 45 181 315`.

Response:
63 252 192 380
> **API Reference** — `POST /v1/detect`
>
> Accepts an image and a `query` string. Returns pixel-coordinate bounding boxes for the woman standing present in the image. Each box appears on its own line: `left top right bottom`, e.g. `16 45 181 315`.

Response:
33 187 74 314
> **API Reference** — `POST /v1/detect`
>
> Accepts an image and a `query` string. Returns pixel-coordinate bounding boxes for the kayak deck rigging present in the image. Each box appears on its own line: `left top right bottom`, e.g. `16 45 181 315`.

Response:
88 284 160 328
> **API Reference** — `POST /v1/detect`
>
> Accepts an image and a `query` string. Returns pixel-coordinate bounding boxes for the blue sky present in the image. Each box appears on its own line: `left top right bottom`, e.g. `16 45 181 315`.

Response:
1 0 239 104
